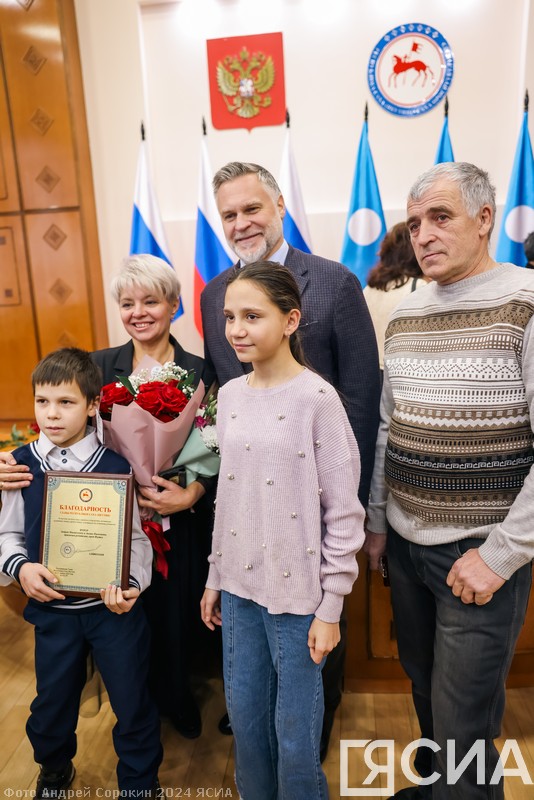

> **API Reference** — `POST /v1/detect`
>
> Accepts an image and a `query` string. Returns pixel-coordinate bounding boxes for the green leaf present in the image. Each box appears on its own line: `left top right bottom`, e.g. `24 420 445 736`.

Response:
116 375 136 395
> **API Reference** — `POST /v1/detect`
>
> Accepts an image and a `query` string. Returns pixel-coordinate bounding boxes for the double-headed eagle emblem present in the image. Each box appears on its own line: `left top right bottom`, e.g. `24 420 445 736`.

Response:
216 47 275 119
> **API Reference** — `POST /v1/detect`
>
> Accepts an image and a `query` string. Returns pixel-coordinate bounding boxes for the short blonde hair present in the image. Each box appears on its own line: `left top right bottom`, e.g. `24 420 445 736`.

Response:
110 254 180 304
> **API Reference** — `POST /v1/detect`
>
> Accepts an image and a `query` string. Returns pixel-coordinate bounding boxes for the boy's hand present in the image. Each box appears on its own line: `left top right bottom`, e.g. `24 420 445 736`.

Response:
100 584 139 614
308 617 340 665
0 453 32 490
18 562 65 602
200 588 222 631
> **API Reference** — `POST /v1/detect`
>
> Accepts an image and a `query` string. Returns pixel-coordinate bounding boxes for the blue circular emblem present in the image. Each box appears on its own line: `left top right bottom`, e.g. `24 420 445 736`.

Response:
368 23 454 117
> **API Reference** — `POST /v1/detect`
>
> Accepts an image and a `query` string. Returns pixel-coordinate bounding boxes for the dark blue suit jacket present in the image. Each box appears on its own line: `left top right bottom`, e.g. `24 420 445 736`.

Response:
200 246 380 505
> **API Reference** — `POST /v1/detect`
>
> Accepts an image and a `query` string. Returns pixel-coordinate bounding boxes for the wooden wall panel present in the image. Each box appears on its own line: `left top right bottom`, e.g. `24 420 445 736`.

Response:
0 216 39 418
25 210 93 354
0 0 78 210
0 0 108 422
0 47 19 214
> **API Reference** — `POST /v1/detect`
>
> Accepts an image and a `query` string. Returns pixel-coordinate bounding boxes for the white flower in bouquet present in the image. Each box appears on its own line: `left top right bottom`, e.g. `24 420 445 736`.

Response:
199 425 220 455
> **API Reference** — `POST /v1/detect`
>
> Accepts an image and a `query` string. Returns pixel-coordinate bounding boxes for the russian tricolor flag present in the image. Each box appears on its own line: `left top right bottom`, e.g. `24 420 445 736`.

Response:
279 127 312 253
194 137 233 336
130 129 184 318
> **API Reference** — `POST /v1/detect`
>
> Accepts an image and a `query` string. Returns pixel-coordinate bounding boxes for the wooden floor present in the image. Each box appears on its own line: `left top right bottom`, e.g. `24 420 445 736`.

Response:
1 586 534 797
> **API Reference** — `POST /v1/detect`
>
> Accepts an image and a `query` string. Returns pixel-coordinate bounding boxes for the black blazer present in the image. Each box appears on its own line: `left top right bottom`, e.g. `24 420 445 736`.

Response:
92 334 206 388
200 246 381 505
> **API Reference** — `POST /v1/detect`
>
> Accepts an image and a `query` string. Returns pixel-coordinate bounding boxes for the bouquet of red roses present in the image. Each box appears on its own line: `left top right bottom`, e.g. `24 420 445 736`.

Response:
99 357 205 576
99 357 205 488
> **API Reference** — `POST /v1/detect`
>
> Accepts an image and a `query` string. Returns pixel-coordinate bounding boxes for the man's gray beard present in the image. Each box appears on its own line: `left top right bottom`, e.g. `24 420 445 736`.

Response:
234 243 269 265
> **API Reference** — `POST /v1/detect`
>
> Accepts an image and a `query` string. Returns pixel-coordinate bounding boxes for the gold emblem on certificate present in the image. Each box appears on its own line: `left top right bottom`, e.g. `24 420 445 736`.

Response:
40 472 134 597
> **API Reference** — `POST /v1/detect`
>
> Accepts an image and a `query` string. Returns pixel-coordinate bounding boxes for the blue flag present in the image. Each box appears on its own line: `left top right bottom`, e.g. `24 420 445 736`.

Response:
340 119 386 287
193 138 233 336
496 111 534 267
130 137 184 317
279 129 312 253
435 116 454 164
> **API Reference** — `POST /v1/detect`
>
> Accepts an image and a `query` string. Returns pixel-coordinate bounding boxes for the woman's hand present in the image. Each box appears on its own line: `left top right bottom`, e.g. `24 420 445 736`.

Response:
137 476 206 516
0 453 32 490
201 588 222 631
308 618 340 664
100 584 139 614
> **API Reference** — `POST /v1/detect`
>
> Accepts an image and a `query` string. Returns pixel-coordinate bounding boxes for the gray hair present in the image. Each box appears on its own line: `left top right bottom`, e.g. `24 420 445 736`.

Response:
110 254 180 304
213 162 281 199
408 162 497 239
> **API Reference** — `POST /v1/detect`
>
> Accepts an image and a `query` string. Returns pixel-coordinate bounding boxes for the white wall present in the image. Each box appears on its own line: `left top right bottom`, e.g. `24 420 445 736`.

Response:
74 0 534 357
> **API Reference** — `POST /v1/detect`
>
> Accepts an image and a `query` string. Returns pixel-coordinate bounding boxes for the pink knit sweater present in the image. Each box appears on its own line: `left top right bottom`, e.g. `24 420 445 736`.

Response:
206 369 365 622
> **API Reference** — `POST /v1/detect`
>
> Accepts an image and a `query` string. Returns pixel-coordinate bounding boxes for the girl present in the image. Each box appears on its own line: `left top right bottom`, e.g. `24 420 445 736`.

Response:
200 261 365 800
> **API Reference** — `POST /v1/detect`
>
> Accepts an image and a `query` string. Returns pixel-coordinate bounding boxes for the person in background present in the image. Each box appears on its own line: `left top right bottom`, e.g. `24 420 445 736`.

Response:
0 255 217 741
363 221 428 372
0 348 162 797
200 161 381 758
201 261 365 800
524 231 534 268
364 162 534 799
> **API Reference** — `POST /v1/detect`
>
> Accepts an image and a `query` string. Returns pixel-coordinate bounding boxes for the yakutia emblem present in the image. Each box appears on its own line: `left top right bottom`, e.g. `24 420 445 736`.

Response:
207 33 286 130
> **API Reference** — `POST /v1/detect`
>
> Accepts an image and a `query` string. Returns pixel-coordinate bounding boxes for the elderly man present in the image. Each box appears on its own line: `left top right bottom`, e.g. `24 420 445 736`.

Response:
200 161 381 758
365 162 534 800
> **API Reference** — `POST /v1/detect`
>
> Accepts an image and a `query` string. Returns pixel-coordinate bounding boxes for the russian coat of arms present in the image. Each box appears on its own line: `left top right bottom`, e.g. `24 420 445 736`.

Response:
207 33 286 130
217 47 275 119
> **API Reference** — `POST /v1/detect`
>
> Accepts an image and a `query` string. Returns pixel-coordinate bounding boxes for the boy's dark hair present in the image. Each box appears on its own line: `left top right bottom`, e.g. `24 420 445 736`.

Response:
32 348 102 402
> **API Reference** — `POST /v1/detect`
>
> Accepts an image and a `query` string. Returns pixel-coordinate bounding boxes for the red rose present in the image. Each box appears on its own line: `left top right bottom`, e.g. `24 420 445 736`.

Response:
135 381 167 419
159 384 189 417
135 382 189 422
100 382 134 414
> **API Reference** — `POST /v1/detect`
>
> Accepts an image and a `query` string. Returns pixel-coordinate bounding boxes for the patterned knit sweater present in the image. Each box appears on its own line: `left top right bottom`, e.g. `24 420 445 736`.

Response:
206 369 365 623
366 263 534 579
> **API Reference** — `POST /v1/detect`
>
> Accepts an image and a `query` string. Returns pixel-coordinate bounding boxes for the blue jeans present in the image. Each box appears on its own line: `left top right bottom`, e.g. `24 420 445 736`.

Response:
387 526 532 800
221 592 328 800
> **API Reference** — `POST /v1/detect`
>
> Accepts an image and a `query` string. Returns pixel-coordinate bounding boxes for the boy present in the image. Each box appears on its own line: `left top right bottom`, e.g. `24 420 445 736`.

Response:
0 348 162 797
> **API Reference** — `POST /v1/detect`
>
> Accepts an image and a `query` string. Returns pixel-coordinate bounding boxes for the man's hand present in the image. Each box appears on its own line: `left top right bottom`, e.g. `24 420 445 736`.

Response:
19 563 65 602
200 588 222 631
100 584 139 614
446 548 505 605
0 453 32 490
308 618 340 664
137 476 205 516
363 529 387 571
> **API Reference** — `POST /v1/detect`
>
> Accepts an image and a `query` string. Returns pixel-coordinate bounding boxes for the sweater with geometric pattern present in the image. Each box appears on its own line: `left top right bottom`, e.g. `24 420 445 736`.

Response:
366 263 534 579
